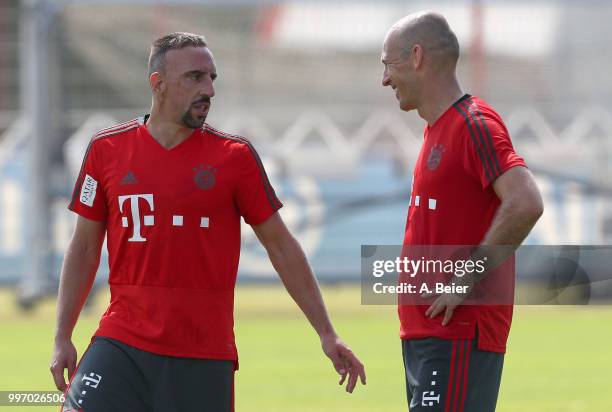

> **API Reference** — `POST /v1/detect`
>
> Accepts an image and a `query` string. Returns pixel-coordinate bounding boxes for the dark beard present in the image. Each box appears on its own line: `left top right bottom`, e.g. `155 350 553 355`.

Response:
181 109 206 129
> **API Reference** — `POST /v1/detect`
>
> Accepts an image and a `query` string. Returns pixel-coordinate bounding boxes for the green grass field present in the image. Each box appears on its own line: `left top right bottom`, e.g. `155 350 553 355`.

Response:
1 286 611 411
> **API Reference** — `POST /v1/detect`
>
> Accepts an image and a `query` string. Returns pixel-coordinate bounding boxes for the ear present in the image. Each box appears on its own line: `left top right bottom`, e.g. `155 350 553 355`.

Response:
149 72 166 95
411 44 424 70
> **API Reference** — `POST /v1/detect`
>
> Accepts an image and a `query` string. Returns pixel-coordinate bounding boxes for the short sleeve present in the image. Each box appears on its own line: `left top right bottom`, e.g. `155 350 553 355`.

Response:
234 143 283 225
68 139 108 221
463 113 526 189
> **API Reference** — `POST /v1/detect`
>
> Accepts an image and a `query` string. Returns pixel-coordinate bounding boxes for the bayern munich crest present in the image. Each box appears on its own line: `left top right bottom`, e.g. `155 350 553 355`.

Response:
427 144 445 171
193 165 217 190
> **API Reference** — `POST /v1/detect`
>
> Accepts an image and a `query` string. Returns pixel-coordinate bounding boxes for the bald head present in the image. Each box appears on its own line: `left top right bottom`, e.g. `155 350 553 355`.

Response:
387 11 459 71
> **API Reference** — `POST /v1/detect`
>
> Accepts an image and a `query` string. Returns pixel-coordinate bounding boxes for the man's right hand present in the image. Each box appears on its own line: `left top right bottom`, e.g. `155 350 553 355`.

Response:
50 338 77 391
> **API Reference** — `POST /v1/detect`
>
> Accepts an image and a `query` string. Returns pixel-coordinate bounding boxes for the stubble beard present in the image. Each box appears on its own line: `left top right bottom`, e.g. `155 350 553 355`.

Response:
181 108 207 129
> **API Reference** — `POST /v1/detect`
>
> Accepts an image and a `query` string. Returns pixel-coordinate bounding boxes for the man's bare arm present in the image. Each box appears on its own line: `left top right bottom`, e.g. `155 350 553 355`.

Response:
481 166 544 246
252 213 366 393
426 166 543 324
50 216 105 391
465 166 545 272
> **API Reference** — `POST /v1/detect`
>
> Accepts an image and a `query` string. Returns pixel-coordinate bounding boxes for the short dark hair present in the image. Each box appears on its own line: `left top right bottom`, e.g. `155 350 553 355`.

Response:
148 32 208 75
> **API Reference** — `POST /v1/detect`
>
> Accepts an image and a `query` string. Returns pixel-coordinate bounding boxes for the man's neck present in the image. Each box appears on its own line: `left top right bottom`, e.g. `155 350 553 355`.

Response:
417 76 464 126
145 111 195 150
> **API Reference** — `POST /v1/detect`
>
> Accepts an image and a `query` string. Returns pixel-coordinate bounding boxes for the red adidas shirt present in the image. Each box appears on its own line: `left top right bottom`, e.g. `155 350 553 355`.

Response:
400 94 526 353
69 116 282 362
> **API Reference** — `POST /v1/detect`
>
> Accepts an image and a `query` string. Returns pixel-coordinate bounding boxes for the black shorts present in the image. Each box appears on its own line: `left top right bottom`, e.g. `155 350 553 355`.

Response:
402 337 504 412
61 337 235 412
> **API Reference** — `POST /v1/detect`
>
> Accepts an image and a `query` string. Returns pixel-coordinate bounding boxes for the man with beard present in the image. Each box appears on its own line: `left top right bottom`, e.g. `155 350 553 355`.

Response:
51 32 365 412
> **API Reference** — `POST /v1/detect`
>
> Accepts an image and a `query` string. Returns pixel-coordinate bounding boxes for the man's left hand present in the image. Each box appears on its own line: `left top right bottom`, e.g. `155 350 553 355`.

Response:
320 334 366 393
424 292 465 326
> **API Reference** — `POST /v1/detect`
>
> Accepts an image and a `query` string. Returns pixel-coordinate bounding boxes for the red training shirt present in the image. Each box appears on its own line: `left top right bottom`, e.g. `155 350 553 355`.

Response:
69 115 282 362
400 94 526 353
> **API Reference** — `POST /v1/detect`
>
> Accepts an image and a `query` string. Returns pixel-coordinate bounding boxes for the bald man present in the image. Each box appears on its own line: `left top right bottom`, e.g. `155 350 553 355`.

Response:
381 12 542 412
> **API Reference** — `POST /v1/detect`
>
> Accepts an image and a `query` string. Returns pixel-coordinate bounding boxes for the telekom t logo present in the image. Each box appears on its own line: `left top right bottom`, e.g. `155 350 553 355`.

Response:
118 194 154 242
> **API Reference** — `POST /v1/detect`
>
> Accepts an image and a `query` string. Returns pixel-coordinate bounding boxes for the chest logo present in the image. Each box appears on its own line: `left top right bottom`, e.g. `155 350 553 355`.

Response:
427 144 445 171
193 164 217 190
120 171 138 185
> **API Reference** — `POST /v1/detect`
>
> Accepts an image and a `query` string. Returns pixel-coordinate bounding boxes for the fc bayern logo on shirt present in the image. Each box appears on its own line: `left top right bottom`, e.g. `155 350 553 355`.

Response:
193 164 217 190
427 144 445 171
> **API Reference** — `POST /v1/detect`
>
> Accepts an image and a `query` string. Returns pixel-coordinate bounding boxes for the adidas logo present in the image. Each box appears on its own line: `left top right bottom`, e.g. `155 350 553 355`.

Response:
120 171 138 185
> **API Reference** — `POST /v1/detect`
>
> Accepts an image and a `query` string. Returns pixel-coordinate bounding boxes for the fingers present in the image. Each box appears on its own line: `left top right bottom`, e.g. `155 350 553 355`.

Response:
67 356 77 383
442 305 455 326
326 340 366 393
327 348 350 390
338 372 347 386
50 344 77 393
346 352 366 386
50 360 67 392
340 350 366 393
426 296 456 326
344 363 366 393
346 367 358 393
328 351 347 377
358 361 367 385
425 297 444 318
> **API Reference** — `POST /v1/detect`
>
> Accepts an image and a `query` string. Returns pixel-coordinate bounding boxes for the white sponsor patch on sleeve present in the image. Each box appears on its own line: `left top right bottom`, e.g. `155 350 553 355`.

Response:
80 174 98 207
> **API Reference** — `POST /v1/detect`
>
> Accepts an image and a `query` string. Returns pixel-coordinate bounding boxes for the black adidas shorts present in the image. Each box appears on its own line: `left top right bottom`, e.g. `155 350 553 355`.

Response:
402 338 504 412
61 337 235 412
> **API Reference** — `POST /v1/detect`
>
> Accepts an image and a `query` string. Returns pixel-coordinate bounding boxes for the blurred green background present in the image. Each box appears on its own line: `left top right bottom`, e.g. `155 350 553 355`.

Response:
1 286 611 412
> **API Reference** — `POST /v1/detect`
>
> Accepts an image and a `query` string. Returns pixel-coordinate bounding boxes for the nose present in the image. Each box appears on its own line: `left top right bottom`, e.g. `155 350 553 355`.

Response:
203 76 215 99
382 67 391 87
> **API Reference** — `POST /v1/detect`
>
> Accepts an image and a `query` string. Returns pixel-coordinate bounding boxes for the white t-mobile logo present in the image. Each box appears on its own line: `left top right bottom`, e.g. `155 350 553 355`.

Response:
118 194 154 242
409 174 437 210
